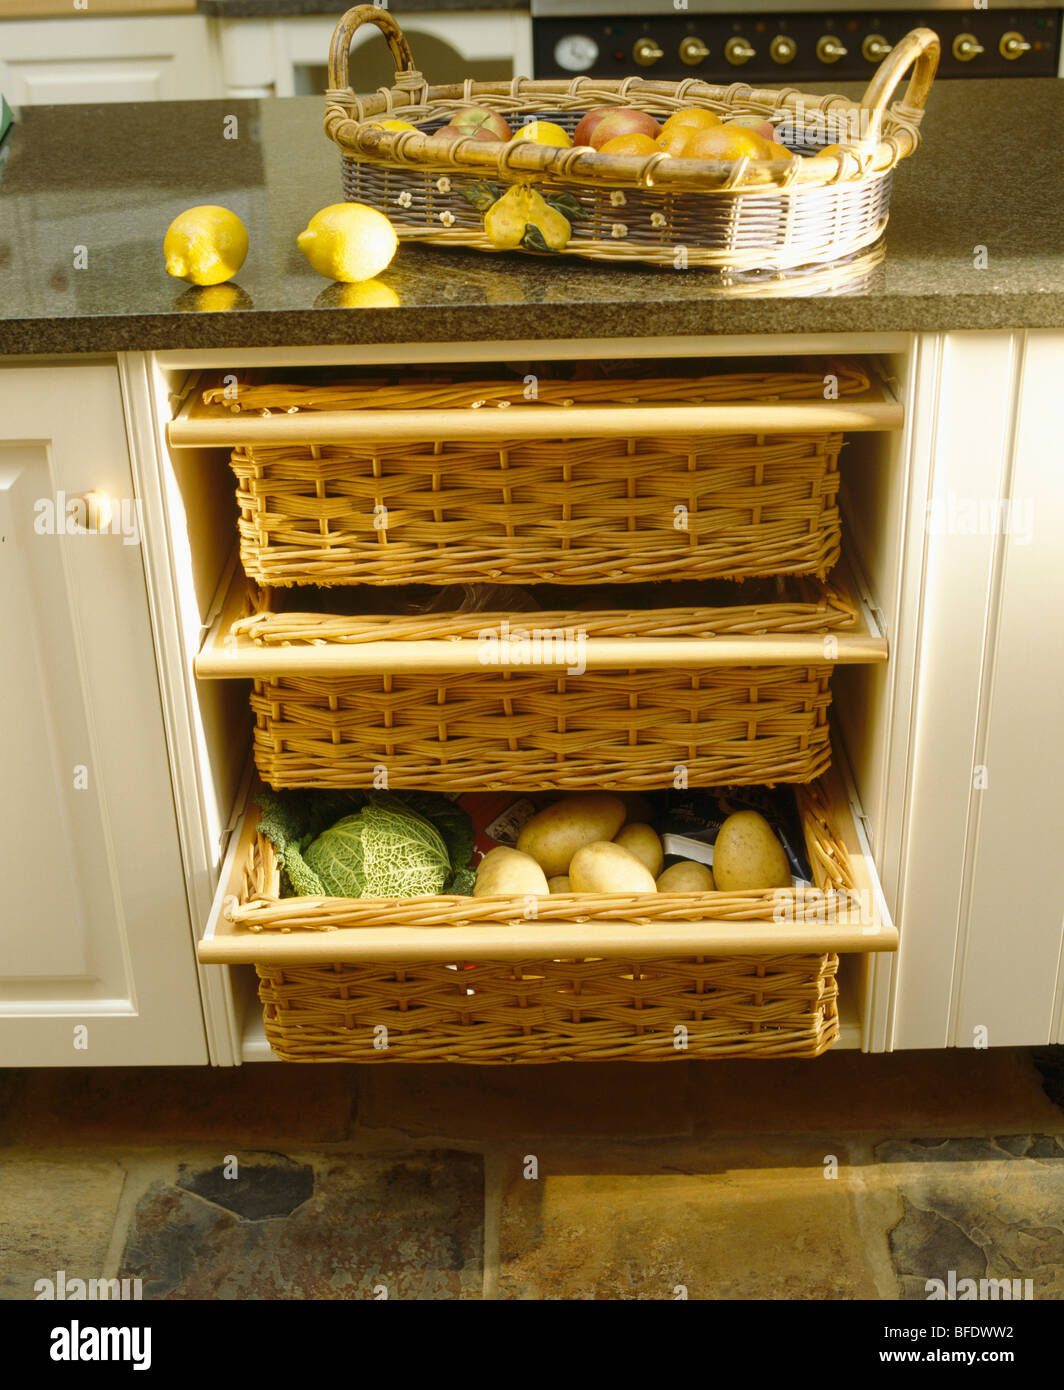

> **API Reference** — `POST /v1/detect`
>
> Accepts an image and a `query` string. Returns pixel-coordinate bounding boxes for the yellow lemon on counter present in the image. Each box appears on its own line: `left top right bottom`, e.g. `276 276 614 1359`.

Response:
297 202 398 283
511 121 572 147
164 205 248 286
315 278 401 309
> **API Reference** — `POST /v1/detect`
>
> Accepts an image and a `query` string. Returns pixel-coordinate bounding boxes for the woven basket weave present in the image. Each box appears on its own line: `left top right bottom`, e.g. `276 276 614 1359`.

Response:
229 776 853 1062
242 576 860 790
216 360 872 588
324 6 939 271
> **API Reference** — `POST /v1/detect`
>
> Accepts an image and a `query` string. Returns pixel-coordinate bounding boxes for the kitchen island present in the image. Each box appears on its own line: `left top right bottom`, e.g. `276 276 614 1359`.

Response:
0 78 1061 1067
0 78 1062 352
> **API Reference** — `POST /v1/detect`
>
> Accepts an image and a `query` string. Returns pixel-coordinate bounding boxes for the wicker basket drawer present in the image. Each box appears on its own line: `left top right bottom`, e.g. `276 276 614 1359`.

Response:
168 360 902 589
198 759 897 1063
197 564 886 791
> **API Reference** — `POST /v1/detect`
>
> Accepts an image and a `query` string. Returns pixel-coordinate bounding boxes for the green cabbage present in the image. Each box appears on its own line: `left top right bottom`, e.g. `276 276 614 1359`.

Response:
302 802 451 898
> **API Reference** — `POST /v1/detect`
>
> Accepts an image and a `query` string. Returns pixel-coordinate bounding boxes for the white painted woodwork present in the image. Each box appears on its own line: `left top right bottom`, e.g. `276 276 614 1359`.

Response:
0 16 218 105
952 331 1064 1046
0 362 207 1065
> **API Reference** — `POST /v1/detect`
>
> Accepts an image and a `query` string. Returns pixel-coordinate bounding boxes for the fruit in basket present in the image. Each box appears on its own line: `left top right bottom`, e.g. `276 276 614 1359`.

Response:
589 108 662 151
726 115 778 143
712 811 791 891
512 120 573 147
473 846 550 896
684 125 777 162
573 106 614 147
297 203 398 283
449 104 513 140
569 841 658 895
613 823 664 877
435 123 504 143
661 107 722 136
598 133 660 157
484 185 573 252
163 205 248 286
655 126 697 157
516 793 627 877
365 119 418 133
657 861 716 893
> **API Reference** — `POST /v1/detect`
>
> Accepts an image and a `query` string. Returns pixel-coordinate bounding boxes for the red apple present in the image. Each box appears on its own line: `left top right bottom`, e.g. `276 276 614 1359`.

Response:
449 105 513 141
589 108 662 151
573 106 614 148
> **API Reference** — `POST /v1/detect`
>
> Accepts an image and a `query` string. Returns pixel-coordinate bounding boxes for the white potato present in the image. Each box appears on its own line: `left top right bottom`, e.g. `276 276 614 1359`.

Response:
473 846 549 897
516 793 626 877
569 840 658 894
612 822 664 877
656 860 715 893
547 875 572 894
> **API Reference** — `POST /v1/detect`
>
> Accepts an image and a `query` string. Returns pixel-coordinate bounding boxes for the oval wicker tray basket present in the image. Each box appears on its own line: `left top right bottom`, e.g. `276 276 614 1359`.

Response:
324 6 940 271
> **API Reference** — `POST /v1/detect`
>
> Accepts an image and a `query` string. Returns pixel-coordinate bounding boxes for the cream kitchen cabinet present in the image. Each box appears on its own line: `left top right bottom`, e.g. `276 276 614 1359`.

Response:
0 15 219 105
0 360 207 1065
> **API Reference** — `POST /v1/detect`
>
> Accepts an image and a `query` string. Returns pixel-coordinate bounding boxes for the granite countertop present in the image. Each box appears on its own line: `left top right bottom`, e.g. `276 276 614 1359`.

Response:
0 79 1062 354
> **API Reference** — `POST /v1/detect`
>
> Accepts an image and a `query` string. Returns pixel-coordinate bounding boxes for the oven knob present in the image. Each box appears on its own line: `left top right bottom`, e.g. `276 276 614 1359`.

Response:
633 37 665 66
952 33 985 61
1000 30 1032 59
862 34 892 62
816 36 848 63
725 37 756 65
770 35 797 64
679 36 710 66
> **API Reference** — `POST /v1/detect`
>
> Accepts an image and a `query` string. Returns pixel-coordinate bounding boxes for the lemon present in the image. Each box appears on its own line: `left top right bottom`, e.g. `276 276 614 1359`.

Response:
297 202 398 283
511 121 572 148
365 119 417 133
164 205 248 286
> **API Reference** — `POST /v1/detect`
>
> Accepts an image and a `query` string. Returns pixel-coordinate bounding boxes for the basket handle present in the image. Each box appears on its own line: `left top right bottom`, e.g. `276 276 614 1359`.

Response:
328 4 419 91
859 26 940 138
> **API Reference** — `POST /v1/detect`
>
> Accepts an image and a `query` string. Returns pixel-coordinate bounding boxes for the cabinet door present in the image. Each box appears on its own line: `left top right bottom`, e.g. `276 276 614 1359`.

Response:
0 362 207 1065
0 17 217 104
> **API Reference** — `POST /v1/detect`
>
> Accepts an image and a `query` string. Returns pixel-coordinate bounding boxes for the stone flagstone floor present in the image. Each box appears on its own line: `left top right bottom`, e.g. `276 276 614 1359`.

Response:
1 1048 1063 1300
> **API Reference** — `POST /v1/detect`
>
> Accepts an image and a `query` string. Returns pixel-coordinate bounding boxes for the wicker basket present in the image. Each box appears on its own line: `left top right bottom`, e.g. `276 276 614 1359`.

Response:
237 573 880 791
218 773 870 1062
213 360 881 588
324 6 939 271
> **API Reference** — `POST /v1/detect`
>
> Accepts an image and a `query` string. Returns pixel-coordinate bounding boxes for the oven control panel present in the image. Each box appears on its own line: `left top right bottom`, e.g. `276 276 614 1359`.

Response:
533 10 1061 83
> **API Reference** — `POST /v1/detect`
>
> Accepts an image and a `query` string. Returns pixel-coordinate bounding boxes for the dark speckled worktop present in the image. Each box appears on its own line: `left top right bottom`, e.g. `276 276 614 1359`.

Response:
0 79 1062 355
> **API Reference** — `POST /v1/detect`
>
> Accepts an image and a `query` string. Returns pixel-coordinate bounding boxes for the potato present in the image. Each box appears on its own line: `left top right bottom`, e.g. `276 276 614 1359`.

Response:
712 811 791 891
473 846 549 897
547 875 571 894
569 840 658 895
656 860 715 893
612 822 664 877
516 793 626 877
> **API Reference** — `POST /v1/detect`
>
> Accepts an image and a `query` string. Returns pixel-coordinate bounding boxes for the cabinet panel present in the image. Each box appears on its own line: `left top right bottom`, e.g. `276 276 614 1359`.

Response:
0 362 207 1065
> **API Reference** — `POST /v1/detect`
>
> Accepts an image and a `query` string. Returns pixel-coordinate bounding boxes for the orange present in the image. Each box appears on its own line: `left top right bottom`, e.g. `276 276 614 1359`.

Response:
685 124 776 161
656 125 697 156
661 106 722 135
598 132 661 156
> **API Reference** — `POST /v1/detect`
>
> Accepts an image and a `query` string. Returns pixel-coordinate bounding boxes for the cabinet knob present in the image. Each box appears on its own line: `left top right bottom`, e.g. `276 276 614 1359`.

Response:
999 30 1031 59
679 36 710 66
862 34 892 63
725 37 756 66
952 33 985 62
632 37 664 66
770 35 797 65
816 36 848 64
70 491 113 533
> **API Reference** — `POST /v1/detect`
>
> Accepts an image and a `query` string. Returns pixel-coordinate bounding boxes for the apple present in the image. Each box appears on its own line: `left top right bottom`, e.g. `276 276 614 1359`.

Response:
448 104 513 141
589 108 662 150
726 116 778 143
573 106 614 148
433 123 502 143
